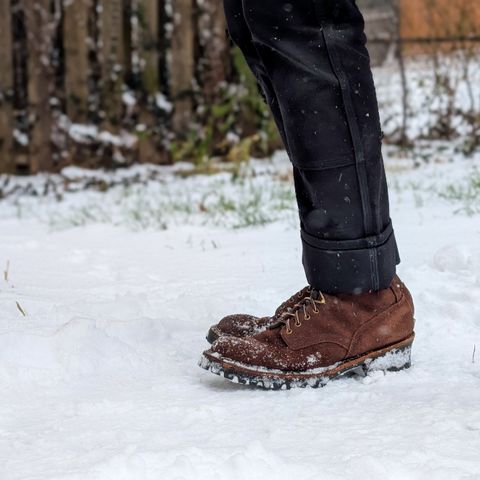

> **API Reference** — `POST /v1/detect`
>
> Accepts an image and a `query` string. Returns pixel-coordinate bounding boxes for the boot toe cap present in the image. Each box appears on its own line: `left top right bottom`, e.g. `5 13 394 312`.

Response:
208 336 295 371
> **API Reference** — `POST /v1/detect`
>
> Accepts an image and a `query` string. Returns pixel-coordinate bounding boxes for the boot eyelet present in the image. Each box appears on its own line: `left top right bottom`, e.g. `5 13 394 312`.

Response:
304 314 311 321
295 320 302 327
285 328 293 335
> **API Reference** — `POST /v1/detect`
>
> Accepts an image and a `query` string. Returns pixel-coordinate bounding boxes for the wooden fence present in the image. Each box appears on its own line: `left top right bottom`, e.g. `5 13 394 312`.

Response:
1 0 480 174
401 0 480 42
362 0 480 64
0 0 232 174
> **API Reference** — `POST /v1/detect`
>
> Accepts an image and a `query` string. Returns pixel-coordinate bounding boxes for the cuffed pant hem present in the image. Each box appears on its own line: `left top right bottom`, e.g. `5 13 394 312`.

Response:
301 222 400 294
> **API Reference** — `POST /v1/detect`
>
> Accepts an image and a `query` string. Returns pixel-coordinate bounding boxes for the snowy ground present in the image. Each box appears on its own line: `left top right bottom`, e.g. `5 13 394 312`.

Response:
1 149 480 479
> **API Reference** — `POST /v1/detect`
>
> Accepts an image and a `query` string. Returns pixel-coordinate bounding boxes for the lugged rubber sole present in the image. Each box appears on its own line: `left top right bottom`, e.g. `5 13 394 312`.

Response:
199 334 414 390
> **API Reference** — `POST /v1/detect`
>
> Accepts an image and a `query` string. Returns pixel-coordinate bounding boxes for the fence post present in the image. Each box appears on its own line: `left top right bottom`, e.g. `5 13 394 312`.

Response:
170 0 194 133
63 0 91 123
0 0 15 173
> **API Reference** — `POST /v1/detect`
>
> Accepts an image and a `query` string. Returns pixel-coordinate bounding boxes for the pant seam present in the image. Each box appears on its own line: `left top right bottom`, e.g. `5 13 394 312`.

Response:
318 19 378 290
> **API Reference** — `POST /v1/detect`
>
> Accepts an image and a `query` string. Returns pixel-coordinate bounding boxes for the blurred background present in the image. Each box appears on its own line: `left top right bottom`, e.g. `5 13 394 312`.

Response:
0 0 479 175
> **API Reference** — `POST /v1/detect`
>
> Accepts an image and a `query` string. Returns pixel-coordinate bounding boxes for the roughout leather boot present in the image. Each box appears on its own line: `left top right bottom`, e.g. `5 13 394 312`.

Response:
207 286 311 343
200 276 415 389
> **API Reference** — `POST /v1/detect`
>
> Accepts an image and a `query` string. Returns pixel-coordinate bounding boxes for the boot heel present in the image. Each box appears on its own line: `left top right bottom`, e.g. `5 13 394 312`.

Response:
362 345 412 374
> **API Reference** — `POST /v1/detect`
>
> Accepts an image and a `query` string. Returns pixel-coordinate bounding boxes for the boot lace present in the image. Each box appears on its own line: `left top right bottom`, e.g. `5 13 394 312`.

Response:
276 286 311 315
281 290 326 335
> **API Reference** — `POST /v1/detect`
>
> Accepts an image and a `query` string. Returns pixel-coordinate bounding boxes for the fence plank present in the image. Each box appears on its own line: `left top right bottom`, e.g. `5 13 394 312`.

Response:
0 0 15 173
197 0 229 102
99 0 127 127
170 0 194 132
23 0 54 173
139 0 160 94
63 0 91 123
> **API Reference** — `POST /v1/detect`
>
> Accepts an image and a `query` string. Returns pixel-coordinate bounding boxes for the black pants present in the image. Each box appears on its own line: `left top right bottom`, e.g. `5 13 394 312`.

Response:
223 0 399 294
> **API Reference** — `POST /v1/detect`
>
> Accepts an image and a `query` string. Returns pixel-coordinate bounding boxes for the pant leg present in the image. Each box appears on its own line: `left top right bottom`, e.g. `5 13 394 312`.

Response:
226 0 399 294
223 0 292 155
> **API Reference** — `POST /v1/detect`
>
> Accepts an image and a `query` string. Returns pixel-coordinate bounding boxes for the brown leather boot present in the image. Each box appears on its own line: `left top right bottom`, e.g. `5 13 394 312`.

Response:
206 286 311 343
200 276 415 389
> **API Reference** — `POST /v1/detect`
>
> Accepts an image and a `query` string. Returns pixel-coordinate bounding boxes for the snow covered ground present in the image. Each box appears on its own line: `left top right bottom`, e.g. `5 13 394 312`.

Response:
1 149 480 479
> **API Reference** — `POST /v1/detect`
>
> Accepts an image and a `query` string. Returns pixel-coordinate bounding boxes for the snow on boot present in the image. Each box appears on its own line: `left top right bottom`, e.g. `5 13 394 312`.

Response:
206 286 311 343
200 277 415 389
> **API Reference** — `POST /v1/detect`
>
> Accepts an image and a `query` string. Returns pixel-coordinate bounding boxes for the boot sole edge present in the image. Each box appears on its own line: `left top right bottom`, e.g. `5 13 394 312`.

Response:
199 334 415 390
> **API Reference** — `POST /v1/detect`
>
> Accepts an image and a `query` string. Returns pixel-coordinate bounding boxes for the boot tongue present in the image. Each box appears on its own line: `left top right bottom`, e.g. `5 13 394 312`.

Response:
310 289 321 301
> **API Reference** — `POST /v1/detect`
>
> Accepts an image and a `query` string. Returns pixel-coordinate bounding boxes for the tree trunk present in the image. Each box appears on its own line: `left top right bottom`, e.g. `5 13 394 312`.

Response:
24 0 54 173
63 0 91 123
170 0 194 133
0 0 15 173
